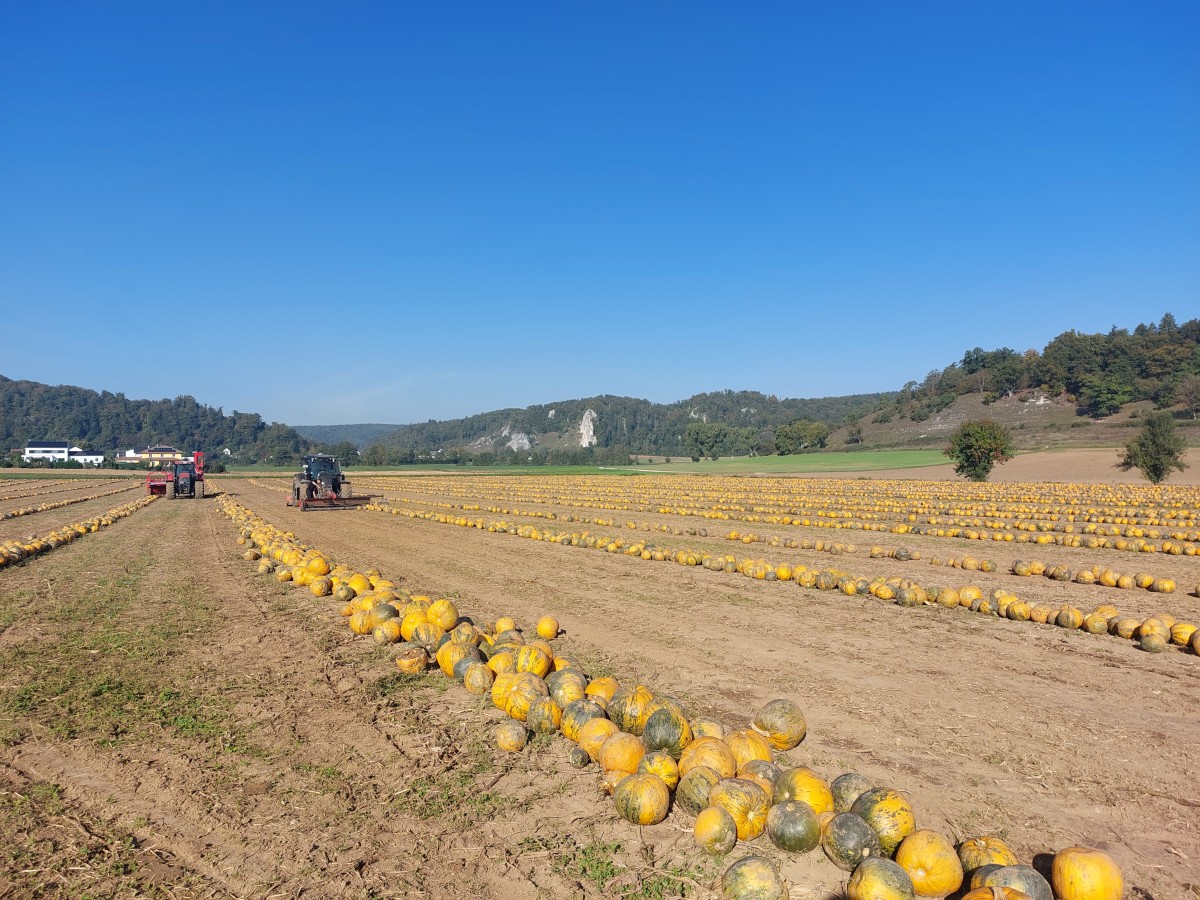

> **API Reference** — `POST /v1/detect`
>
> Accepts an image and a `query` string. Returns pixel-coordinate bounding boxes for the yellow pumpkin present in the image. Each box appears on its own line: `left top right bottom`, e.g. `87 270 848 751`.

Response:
851 788 916 856
961 889 1032 900
515 645 552 678
774 768 834 815
725 728 774 769
895 830 963 897
750 698 807 750
848 857 916 900
958 836 1019 873
597 731 646 774
708 778 771 841
719 856 788 900
578 717 621 762
1051 847 1123 900
695 806 738 855
637 751 680 790
680 736 738 779
502 673 548 722
536 615 560 639
613 773 670 826
495 720 527 752
585 676 620 709
426 598 459 630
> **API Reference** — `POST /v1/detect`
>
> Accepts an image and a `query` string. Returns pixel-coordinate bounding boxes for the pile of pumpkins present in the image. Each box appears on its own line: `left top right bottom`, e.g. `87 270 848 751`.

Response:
217 495 1126 900
0 493 155 569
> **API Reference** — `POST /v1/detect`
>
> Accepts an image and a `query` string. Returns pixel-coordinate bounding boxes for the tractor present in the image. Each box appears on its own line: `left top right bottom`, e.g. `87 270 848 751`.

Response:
146 452 205 499
287 454 371 510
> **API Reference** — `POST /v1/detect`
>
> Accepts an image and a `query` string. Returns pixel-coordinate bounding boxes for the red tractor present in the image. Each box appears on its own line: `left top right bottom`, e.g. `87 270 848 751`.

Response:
146 451 206 499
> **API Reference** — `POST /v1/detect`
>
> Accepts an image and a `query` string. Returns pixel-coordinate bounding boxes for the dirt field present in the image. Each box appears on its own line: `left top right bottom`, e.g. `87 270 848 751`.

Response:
2 452 1199 899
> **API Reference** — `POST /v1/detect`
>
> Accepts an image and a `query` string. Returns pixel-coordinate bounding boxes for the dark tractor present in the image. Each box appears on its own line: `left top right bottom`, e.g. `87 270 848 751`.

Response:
287 454 369 510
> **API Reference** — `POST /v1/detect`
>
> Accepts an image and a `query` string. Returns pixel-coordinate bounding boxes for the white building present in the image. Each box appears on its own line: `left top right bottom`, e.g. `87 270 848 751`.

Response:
22 441 105 466
22 441 70 462
68 448 105 466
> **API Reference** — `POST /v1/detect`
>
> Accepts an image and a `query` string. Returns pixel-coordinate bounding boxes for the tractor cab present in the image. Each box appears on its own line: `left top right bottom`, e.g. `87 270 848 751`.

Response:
303 454 341 489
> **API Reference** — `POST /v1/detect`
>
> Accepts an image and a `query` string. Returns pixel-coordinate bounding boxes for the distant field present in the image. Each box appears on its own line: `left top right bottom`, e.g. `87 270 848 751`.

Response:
620 450 947 474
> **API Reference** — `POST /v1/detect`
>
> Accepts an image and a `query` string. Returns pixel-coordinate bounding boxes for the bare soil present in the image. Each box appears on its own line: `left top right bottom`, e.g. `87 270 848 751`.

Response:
2 451 1199 900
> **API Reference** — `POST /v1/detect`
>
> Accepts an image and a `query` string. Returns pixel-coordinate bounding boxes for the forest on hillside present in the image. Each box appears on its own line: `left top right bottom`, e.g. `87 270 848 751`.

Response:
880 313 1200 424
0 376 317 465
5 313 1198 467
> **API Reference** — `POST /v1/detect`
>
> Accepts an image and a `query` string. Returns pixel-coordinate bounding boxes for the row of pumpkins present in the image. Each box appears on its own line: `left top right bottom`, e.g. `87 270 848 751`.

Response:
0 493 156 568
352 471 1200 550
216 494 1125 900
1010 559 1179 593
355 500 1200 661
0 480 138 522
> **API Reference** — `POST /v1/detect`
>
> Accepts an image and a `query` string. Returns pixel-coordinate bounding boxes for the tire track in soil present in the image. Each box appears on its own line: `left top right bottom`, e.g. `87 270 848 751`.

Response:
225 479 1200 900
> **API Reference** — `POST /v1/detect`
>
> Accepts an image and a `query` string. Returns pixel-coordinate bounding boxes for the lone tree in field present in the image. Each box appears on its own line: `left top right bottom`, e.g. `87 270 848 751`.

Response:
944 419 1015 481
1118 411 1188 483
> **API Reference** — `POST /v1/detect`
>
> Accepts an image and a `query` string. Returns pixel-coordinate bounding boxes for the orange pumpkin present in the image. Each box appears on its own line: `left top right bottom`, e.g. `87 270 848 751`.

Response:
1051 847 1123 900
895 830 963 897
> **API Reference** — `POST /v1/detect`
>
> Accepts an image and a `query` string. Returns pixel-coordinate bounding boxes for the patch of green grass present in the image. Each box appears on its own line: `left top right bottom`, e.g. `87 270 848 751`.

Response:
391 737 511 827
537 834 708 899
614 449 947 475
0 542 239 751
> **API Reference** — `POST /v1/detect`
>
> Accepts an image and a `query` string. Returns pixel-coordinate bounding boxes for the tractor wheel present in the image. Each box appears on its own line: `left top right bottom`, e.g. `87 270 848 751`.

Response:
197 481 205 498
340 480 352 499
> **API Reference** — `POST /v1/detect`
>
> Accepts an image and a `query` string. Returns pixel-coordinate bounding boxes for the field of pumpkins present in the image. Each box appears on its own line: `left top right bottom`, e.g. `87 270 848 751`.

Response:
214 472 1200 900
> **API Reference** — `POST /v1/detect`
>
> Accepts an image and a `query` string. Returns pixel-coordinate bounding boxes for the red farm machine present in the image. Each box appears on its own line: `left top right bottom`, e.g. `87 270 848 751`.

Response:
286 453 373 511
146 451 205 499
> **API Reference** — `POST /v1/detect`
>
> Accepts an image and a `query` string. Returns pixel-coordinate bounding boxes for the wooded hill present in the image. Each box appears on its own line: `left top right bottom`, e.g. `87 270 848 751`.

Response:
0 376 315 465
6 312 1198 467
307 313 1200 462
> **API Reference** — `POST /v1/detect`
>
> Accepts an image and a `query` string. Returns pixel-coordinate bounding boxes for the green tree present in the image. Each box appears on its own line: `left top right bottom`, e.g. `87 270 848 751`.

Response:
684 422 730 461
1117 411 1187 484
944 419 1015 482
1078 373 1133 418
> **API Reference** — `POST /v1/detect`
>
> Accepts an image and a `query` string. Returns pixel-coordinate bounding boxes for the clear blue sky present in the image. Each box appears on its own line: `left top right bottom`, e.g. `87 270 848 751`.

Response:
2 2 1196 426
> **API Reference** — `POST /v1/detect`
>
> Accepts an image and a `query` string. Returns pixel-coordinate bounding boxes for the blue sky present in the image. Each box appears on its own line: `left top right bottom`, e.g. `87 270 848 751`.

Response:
2 2 1196 426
